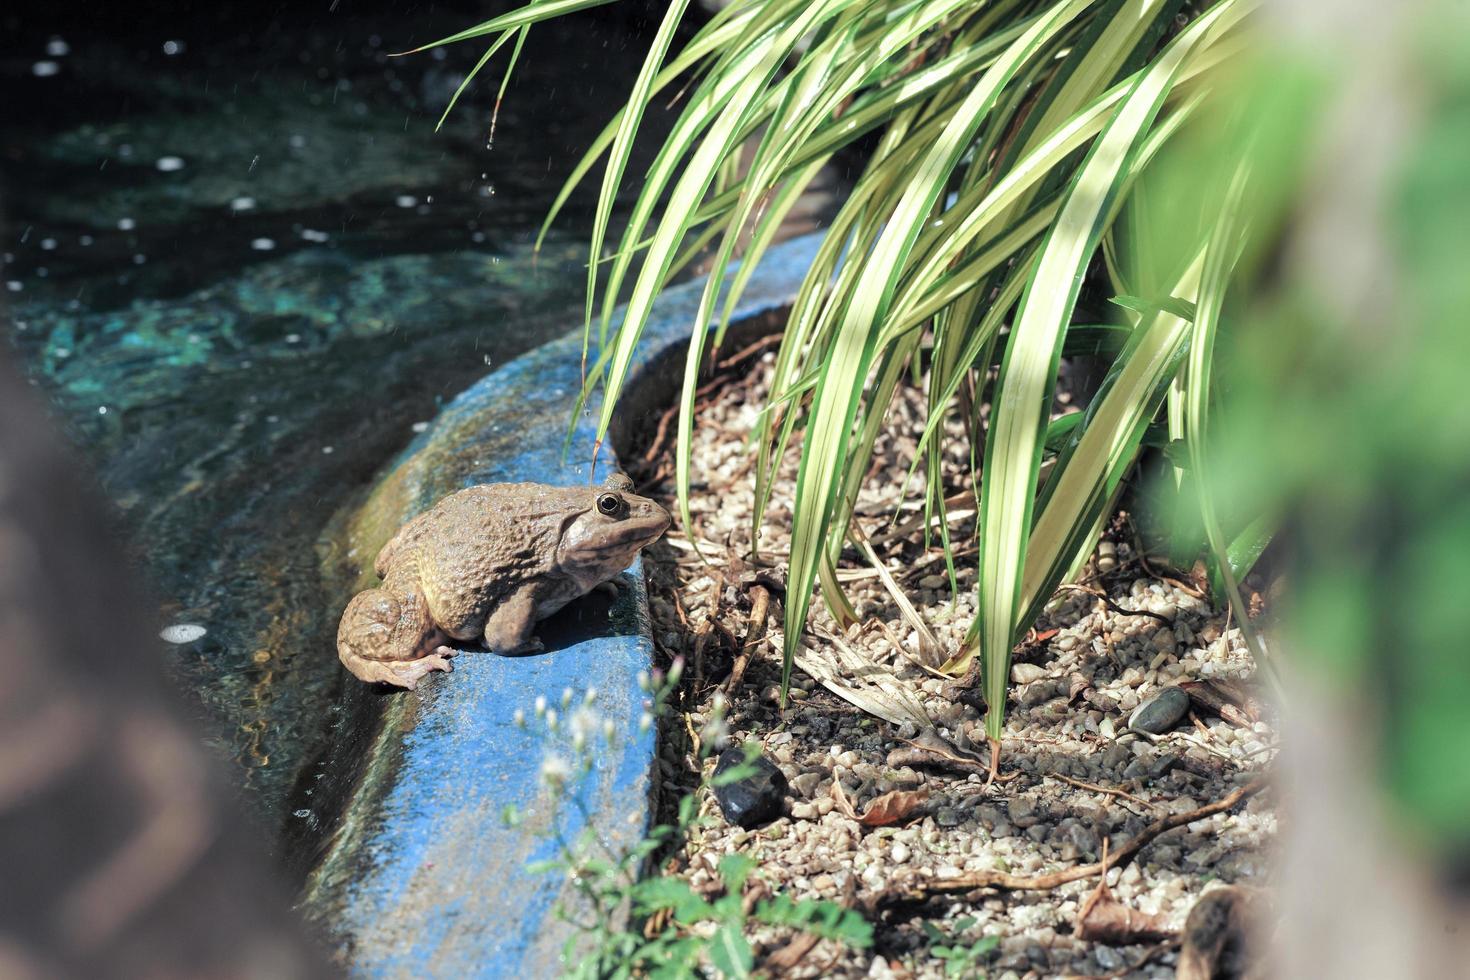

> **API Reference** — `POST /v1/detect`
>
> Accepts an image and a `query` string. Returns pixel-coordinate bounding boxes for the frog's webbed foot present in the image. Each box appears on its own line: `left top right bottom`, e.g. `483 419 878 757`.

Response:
381 650 455 691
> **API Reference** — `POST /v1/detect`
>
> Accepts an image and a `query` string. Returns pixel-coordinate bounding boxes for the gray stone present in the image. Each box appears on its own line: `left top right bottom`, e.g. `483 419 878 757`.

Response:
1068 824 1100 859
1148 752 1180 780
936 807 963 828
1128 686 1192 735
790 771 822 798
1101 742 1132 771
1020 679 1059 706
1008 797 1043 828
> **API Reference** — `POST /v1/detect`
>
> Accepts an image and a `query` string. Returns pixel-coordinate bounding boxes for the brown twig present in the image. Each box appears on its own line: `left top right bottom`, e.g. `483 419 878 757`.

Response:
1055 584 1175 625
714 332 784 371
691 570 725 692
724 583 770 694
642 401 680 465
870 779 1265 905
888 733 1020 785
1051 774 1157 812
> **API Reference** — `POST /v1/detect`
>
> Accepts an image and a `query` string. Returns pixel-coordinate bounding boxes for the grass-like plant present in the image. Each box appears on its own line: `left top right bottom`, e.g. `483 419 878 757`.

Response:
412 0 1277 763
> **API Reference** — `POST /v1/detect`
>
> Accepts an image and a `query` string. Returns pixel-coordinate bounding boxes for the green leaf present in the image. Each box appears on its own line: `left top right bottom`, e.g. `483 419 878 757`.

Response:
634 877 716 922
708 922 754 978
1110 293 1199 321
785 0 1098 695
973 1 1234 736
718 853 757 894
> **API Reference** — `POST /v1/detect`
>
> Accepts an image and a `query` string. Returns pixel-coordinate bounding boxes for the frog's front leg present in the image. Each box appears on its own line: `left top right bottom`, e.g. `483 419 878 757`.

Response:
337 585 457 690
483 589 544 655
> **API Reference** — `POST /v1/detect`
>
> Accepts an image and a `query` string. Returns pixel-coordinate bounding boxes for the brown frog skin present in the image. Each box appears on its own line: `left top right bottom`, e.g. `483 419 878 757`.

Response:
337 473 670 689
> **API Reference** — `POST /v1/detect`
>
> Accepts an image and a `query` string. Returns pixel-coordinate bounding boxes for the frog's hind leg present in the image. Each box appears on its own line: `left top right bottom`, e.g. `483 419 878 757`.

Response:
337 586 457 690
483 589 543 655
342 643 457 690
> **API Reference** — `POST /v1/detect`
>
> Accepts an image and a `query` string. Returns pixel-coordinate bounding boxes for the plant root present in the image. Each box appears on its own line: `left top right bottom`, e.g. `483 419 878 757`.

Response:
869 779 1266 907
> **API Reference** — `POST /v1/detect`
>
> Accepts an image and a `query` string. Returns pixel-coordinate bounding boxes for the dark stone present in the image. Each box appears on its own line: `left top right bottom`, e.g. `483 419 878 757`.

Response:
1008 796 1043 828
1101 741 1132 771
1069 823 1101 859
1149 752 1181 780
713 747 790 829
1129 686 1193 735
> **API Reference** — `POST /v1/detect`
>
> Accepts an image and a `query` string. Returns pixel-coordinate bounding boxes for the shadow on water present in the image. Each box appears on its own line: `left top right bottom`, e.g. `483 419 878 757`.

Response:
0 0 682 839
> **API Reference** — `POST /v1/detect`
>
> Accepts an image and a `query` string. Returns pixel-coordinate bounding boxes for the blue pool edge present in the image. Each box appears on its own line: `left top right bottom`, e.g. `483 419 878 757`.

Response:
296 232 824 978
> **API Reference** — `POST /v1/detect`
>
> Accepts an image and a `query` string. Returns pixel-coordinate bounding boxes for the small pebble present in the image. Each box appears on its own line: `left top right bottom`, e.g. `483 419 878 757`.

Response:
160 624 207 644
1011 663 1046 684
1128 686 1192 735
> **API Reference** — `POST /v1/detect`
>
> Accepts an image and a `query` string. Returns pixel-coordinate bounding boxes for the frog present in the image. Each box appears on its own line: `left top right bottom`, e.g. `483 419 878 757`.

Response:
337 473 670 689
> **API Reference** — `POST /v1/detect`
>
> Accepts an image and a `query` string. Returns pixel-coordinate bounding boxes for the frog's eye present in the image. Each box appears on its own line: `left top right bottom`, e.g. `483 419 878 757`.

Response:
596 492 625 516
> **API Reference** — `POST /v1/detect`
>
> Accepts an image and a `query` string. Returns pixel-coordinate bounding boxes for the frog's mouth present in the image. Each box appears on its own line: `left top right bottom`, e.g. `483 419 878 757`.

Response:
562 509 671 567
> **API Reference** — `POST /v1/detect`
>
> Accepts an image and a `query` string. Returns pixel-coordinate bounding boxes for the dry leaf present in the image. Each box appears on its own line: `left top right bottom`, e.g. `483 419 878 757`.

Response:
795 631 933 728
829 778 859 820
857 789 929 828
1076 890 1176 945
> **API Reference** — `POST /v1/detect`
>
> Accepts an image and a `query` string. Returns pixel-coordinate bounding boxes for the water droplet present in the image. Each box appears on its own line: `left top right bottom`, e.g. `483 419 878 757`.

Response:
395 194 416 208
97 406 108 415
79 234 93 246
39 238 56 251
321 446 334 455
288 133 307 149
32 61 60 78
5 282 22 293
45 38 70 57
155 155 185 172
132 254 147 265
284 333 301 344
117 217 136 230
300 228 329 243
292 809 311 819
162 39 185 56
250 237 276 251
411 421 429 433
229 196 256 212
160 624 207 644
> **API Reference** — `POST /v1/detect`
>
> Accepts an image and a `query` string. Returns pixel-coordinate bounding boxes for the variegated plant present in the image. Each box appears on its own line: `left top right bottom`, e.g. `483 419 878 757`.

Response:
415 0 1274 758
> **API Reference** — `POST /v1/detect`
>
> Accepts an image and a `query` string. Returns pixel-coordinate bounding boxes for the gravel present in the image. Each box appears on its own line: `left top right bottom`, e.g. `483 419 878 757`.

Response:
632 352 1278 978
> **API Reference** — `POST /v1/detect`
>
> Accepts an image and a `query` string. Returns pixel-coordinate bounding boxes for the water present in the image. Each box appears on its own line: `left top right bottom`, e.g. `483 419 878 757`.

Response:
0 2 668 829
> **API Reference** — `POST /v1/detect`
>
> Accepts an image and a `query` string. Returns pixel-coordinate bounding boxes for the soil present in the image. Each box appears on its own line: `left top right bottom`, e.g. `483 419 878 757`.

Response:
626 341 1277 979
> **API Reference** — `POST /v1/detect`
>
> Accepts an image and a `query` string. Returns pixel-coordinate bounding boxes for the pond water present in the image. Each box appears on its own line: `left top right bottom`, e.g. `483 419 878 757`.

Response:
0 1 667 831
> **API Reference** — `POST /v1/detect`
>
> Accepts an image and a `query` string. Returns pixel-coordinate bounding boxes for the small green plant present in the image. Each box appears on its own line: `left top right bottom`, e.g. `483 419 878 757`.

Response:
507 663 871 977
922 917 1001 978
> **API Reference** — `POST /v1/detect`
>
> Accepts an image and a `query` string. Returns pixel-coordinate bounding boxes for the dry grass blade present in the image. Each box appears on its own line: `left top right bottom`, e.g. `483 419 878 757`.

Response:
795 628 933 728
